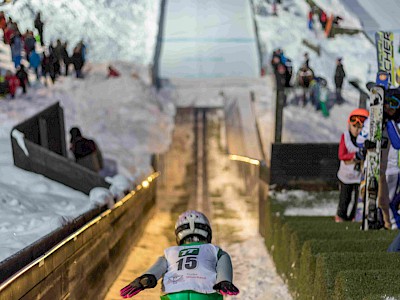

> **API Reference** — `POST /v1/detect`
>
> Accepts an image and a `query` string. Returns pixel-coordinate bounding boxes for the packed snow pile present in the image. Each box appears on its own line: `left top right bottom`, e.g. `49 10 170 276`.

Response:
89 187 115 209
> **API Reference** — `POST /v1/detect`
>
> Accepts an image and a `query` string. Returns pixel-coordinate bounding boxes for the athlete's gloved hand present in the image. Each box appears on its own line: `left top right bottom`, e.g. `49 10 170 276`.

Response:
355 149 365 161
213 281 240 296
364 139 376 150
120 274 157 298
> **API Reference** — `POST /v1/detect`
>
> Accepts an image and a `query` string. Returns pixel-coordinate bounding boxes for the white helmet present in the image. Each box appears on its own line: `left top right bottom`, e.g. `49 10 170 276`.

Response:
175 210 212 245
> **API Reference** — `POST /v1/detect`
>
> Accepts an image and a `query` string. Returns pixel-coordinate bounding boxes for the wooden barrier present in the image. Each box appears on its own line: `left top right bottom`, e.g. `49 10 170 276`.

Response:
0 205 106 284
270 143 339 190
11 102 109 194
0 174 158 300
12 138 109 194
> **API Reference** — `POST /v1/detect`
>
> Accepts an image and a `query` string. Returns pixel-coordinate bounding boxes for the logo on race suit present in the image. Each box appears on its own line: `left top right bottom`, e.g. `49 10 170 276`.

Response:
179 248 200 257
379 73 388 81
167 274 184 284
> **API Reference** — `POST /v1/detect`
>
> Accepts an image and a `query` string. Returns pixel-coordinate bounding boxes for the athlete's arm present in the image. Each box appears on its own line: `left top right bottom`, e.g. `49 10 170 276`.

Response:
214 249 239 296
120 256 168 298
216 249 233 282
143 256 168 279
387 120 400 149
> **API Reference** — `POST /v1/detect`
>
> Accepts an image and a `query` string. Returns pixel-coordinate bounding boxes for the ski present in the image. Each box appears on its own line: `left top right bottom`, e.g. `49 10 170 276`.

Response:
363 85 384 230
375 32 396 87
361 31 395 230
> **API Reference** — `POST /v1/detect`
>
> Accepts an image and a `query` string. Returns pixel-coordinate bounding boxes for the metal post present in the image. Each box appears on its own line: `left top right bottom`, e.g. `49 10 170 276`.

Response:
359 91 368 109
275 89 285 143
250 91 266 160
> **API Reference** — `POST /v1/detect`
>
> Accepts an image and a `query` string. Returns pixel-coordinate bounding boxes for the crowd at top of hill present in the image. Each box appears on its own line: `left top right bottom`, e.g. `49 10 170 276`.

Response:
0 10 88 99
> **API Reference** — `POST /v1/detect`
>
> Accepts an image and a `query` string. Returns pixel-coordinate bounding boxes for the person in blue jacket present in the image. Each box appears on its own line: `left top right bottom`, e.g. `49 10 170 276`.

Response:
120 210 240 299
383 92 400 229
29 49 41 80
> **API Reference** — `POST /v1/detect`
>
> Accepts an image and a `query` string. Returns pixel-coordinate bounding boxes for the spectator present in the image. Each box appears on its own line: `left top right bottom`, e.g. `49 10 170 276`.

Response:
3 22 14 44
388 231 400 252
336 108 369 222
61 41 70 76
71 46 84 78
16 64 29 94
319 9 327 30
284 58 293 87
333 15 343 27
53 39 63 76
272 0 278 16
69 127 103 173
41 52 51 86
334 57 346 104
303 52 310 68
0 69 7 97
308 9 314 31
34 12 44 46
357 93 400 229
275 63 286 89
10 30 22 68
107 65 120 78
23 30 36 61
29 49 41 80
270 48 282 72
78 39 87 67
309 77 329 116
0 11 6 32
5 70 19 98
297 64 314 106
51 47 61 78
379 91 400 229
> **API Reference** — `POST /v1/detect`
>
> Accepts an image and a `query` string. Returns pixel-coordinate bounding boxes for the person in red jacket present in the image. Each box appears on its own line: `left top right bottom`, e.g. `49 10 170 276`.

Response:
3 23 14 45
336 108 369 222
107 65 120 78
319 9 327 30
5 70 19 98
0 11 6 32
308 9 314 30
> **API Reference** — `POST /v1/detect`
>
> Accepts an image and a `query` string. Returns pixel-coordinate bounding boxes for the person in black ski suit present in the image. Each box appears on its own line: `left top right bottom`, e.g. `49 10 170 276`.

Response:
41 52 51 86
61 41 70 76
71 46 84 78
16 64 29 94
284 58 293 87
34 12 44 46
49 44 60 79
69 127 103 172
334 57 346 104
53 39 63 76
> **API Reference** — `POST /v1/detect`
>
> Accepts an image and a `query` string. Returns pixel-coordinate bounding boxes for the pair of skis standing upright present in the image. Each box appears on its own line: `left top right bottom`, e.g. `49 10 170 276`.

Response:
355 31 398 230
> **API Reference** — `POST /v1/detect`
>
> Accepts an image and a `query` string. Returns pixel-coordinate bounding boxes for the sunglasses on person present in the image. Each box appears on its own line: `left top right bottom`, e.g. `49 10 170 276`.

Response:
349 115 367 126
386 95 400 109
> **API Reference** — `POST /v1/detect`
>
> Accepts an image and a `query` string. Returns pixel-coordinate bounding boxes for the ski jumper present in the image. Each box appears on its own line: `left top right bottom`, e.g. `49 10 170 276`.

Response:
143 243 232 300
